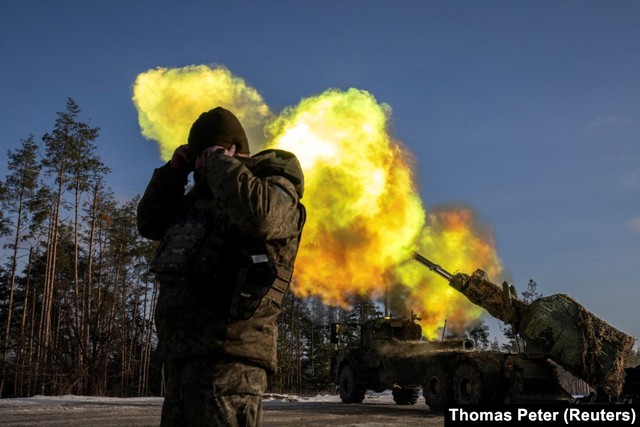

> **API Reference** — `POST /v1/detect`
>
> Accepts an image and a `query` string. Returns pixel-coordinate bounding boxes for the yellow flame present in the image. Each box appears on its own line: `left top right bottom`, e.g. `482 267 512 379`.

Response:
132 65 272 160
267 88 426 305
132 65 504 338
395 206 503 338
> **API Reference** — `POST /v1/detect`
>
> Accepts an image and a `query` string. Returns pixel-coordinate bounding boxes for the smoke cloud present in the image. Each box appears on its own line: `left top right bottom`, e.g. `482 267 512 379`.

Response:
132 65 504 337
133 65 272 160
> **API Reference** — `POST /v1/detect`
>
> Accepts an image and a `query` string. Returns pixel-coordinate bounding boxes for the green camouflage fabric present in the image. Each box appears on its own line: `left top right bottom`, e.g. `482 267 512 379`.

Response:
138 149 305 372
161 358 267 427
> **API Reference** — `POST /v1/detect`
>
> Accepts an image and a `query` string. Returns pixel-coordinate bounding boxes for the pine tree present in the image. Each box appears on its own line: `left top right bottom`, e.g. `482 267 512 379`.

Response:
0 101 161 398
0 182 10 237
38 98 100 394
348 296 382 324
0 135 44 397
78 175 113 394
466 319 490 349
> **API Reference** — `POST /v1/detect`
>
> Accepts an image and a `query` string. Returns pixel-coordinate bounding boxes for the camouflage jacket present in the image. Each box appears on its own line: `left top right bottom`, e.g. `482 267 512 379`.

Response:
137 149 305 372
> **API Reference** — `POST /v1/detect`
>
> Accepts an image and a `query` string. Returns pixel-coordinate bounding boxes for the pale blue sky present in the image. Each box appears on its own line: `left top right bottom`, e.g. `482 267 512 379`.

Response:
1 1 638 342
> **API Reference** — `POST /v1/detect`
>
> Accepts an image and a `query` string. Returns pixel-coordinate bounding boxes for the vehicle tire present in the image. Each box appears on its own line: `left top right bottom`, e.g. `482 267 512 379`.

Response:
452 363 484 404
392 387 420 405
423 364 451 411
339 365 366 403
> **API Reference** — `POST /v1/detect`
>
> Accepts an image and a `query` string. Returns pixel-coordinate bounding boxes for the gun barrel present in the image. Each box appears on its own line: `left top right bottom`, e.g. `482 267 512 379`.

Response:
412 252 454 281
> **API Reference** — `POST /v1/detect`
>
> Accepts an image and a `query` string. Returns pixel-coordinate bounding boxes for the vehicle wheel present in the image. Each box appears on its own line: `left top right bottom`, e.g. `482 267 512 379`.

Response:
423 364 451 411
339 365 365 403
392 387 420 405
452 363 484 404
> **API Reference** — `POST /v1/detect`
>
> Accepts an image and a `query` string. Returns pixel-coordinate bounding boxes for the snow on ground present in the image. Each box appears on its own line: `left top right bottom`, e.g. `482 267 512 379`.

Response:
263 390 394 403
0 395 163 408
0 390 437 427
0 390 394 407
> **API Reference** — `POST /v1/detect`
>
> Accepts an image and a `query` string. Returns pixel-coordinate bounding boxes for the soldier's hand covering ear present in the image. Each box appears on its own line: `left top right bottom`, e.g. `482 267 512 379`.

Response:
203 144 237 160
169 145 195 173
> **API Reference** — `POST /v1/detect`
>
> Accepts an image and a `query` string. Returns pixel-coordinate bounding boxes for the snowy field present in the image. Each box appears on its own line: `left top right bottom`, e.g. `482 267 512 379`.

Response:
0 391 443 426
0 390 384 408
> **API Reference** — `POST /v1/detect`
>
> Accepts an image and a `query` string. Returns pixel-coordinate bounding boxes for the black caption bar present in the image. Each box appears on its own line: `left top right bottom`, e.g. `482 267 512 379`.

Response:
445 405 638 427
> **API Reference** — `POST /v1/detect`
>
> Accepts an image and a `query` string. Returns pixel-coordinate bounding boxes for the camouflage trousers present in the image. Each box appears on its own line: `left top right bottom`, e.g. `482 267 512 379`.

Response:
161 358 268 427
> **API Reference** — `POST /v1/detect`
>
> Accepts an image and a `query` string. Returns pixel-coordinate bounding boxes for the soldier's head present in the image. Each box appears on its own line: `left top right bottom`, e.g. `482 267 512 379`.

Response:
187 107 250 157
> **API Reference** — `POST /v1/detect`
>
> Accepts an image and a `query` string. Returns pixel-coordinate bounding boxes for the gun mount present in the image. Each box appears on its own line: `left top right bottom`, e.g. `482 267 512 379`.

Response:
413 252 636 398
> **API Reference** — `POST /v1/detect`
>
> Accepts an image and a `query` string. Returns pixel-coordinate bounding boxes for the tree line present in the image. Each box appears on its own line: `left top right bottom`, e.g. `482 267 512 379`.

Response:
0 99 161 397
1 100 637 399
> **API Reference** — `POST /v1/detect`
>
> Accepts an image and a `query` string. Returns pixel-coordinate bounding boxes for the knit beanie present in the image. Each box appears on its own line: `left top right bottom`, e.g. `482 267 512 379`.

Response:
187 107 250 155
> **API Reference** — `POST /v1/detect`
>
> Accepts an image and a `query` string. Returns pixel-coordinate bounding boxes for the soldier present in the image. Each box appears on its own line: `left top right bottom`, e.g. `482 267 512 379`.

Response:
137 107 306 426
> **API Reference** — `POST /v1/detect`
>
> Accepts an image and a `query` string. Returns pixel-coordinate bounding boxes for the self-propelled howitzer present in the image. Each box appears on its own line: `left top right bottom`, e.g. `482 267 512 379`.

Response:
413 252 635 398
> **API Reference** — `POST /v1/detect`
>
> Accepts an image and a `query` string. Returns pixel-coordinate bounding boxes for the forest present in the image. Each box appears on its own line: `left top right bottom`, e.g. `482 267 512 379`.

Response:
1 99 638 399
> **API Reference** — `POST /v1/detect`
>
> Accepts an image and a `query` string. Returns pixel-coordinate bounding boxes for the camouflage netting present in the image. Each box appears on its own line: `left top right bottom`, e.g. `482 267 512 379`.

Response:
520 294 635 397
450 270 527 325
451 270 634 397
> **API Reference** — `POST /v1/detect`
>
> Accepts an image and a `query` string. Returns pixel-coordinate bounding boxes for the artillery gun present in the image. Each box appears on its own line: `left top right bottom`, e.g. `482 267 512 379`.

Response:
330 253 637 409
413 252 636 401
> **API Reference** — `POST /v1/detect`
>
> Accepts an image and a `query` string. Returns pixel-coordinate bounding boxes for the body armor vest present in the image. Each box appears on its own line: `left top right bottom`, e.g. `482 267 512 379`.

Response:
150 150 305 320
